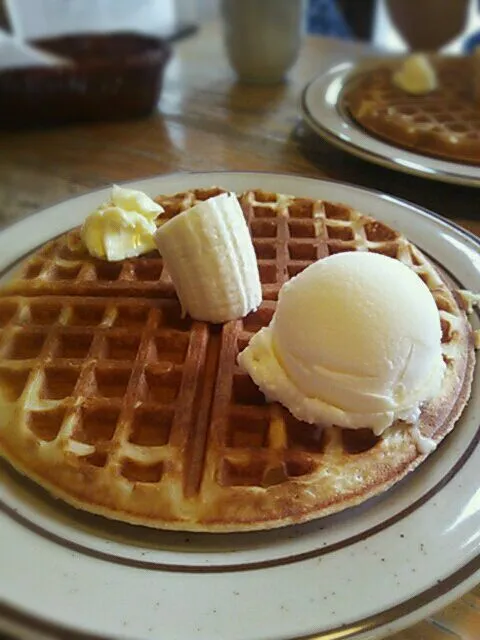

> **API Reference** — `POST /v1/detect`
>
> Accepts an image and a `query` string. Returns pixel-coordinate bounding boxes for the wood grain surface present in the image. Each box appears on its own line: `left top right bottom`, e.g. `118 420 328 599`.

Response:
0 20 479 640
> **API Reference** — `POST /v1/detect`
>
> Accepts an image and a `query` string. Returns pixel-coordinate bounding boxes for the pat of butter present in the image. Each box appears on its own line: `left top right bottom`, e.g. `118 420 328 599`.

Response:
392 54 438 95
81 185 164 261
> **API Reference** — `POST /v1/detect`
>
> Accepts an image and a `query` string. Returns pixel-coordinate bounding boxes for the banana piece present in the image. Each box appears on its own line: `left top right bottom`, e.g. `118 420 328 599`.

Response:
154 192 262 323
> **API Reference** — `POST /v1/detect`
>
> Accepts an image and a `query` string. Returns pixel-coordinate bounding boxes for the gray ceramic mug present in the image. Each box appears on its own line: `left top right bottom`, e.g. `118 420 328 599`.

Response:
221 0 306 83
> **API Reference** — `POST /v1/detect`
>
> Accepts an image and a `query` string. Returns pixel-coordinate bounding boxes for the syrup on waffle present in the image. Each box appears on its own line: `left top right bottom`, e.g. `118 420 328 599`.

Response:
344 55 480 165
0 188 474 531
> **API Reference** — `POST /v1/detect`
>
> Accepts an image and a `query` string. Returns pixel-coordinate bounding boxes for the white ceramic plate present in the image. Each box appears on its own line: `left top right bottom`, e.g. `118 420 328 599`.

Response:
301 61 480 188
0 172 479 640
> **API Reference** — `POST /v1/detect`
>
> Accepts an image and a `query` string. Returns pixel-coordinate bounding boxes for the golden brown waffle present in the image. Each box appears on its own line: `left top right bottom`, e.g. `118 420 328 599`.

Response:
344 55 480 165
0 188 475 531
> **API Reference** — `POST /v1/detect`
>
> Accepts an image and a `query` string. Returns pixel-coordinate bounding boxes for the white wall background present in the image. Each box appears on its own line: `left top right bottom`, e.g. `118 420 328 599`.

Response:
4 0 219 39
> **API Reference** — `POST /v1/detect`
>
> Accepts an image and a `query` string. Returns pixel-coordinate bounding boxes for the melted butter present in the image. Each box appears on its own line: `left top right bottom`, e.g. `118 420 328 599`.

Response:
411 426 437 455
392 54 438 95
81 185 164 261
458 289 480 314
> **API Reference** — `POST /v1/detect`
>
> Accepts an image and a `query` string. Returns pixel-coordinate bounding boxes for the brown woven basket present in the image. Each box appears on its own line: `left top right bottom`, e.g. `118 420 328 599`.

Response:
0 32 171 128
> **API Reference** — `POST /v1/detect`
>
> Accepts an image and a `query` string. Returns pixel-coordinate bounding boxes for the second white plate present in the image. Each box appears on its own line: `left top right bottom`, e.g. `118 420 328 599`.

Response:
301 61 480 188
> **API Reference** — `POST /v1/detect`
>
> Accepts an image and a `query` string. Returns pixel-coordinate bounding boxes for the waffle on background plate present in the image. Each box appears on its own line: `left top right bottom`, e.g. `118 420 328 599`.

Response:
0 188 475 532
344 55 480 165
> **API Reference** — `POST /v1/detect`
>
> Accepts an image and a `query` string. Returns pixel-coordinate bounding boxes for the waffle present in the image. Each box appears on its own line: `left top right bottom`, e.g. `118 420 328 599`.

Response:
344 55 480 165
0 188 475 532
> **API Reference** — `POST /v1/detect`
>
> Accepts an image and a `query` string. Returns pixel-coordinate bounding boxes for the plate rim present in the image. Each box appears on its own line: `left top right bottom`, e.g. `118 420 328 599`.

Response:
300 62 480 188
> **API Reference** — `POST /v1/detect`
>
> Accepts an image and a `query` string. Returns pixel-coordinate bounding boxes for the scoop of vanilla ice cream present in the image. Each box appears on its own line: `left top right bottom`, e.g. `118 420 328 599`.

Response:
238 252 445 434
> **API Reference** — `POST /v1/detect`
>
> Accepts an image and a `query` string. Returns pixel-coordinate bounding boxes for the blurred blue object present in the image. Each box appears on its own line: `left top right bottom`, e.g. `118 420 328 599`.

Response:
307 0 352 38
464 30 480 52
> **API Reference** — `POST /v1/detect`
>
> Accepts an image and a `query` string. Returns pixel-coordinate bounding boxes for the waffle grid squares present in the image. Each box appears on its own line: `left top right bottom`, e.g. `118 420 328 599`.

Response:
345 56 480 164
0 295 199 484
4 231 171 298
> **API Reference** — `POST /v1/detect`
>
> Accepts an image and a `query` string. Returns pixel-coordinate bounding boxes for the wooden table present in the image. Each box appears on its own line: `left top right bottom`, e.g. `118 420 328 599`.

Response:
0 21 479 640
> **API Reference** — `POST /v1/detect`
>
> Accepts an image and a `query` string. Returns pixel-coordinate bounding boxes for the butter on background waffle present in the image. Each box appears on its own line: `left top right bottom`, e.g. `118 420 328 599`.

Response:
0 188 475 532
344 55 480 165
